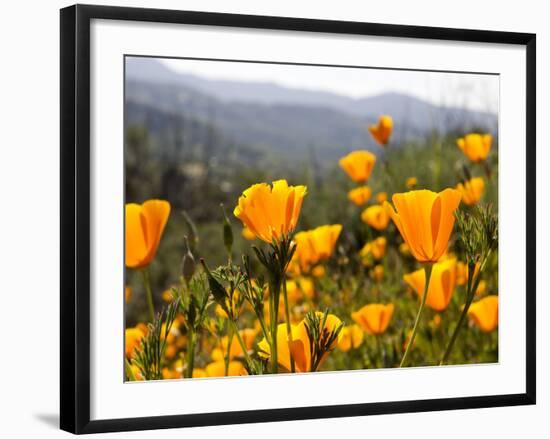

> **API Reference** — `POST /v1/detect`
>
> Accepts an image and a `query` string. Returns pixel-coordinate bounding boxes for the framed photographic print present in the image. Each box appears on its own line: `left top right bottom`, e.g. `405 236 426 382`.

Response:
60 4 536 434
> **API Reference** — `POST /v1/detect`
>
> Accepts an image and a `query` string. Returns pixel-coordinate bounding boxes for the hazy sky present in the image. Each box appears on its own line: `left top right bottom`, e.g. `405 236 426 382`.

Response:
162 58 499 114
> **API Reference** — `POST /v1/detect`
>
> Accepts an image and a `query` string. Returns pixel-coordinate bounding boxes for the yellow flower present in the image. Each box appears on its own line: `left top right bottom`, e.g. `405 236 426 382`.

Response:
347 186 372 206
399 242 411 256
368 115 393 146
125 199 171 268
311 265 326 278
338 324 364 352
128 364 144 381
456 177 485 205
161 287 174 303
286 278 315 302
192 368 208 378
352 303 394 335
361 205 390 230
384 189 462 263
431 313 442 329
475 280 487 296
241 226 257 241
457 133 492 162
376 192 388 204
292 224 342 272
406 177 418 189
125 326 146 358
205 360 248 377
233 180 307 243
403 258 457 311
468 295 498 332
258 313 342 372
360 237 387 261
339 150 377 183
456 261 481 286
219 328 258 359
370 264 385 282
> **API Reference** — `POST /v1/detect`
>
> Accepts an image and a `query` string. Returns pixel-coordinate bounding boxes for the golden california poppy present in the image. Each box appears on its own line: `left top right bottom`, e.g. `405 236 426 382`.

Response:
467 295 498 332
258 313 342 372
218 328 258 360
125 199 171 269
406 177 418 189
233 180 307 243
352 303 394 335
360 236 387 261
292 224 342 272
339 150 377 183
457 133 492 162
338 324 364 352
361 205 390 231
456 177 485 205
456 261 481 286
368 115 393 146
286 278 315 302
370 264 385 282
205 360 248 377
347 186 372 206
403 258 457 312
384 189 462 263
125 326 146 358
376 192 388 204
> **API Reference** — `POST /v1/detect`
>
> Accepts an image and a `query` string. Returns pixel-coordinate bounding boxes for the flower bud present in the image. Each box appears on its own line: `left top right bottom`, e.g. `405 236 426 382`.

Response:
181 236 196 286
220 204 233 255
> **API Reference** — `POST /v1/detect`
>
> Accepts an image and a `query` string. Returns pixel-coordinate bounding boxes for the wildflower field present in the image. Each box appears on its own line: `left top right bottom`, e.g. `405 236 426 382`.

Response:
124 63 499 381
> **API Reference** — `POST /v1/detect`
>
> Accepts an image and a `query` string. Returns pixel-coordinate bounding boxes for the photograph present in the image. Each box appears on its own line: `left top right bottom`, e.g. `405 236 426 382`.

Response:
123 55 499 381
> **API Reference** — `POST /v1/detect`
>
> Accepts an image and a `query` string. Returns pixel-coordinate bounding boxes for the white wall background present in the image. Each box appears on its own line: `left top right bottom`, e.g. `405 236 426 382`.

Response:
0 0 545 437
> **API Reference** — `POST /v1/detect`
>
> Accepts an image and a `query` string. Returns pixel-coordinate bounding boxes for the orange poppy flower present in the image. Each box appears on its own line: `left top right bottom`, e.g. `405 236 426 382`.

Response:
233 180 307 243
456 133 492 162
352 303 394 335
339 150 377 183
368 115 393 146
456 177 485 205
125 199 171 269
403 258 457 312
468 295 498 332
384 189 461 263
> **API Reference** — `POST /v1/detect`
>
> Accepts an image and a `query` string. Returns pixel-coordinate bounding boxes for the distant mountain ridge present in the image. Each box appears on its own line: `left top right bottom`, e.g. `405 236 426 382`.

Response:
126 57 497 131
125 57 497 163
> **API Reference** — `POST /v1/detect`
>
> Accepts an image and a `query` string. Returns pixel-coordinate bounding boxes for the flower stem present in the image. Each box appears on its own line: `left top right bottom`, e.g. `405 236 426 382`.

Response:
440 262 486 365
400 263 433 367
125 359 137 381
269 286 279 374
375 335 382 368
281 279 296 372
185 328 195 378
229 319 254 372
224 324 234 376
141 267 155 322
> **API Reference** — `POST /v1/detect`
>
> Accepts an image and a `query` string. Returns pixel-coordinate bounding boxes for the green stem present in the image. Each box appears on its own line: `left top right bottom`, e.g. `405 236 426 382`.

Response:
440 258 488 365
281 279 296 372
269 283 279 374
229 319 254 371
125 359 137 381
141 267 155 322
185 328 195 378
400 263 433 367
224 324 234 376
375 335 382 368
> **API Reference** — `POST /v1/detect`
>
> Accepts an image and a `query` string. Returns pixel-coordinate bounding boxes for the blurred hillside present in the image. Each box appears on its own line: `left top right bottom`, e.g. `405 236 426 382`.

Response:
125 57 497 163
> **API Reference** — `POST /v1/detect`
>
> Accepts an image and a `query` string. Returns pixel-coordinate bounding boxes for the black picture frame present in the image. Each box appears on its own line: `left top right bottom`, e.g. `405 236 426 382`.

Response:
60 4 536 434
